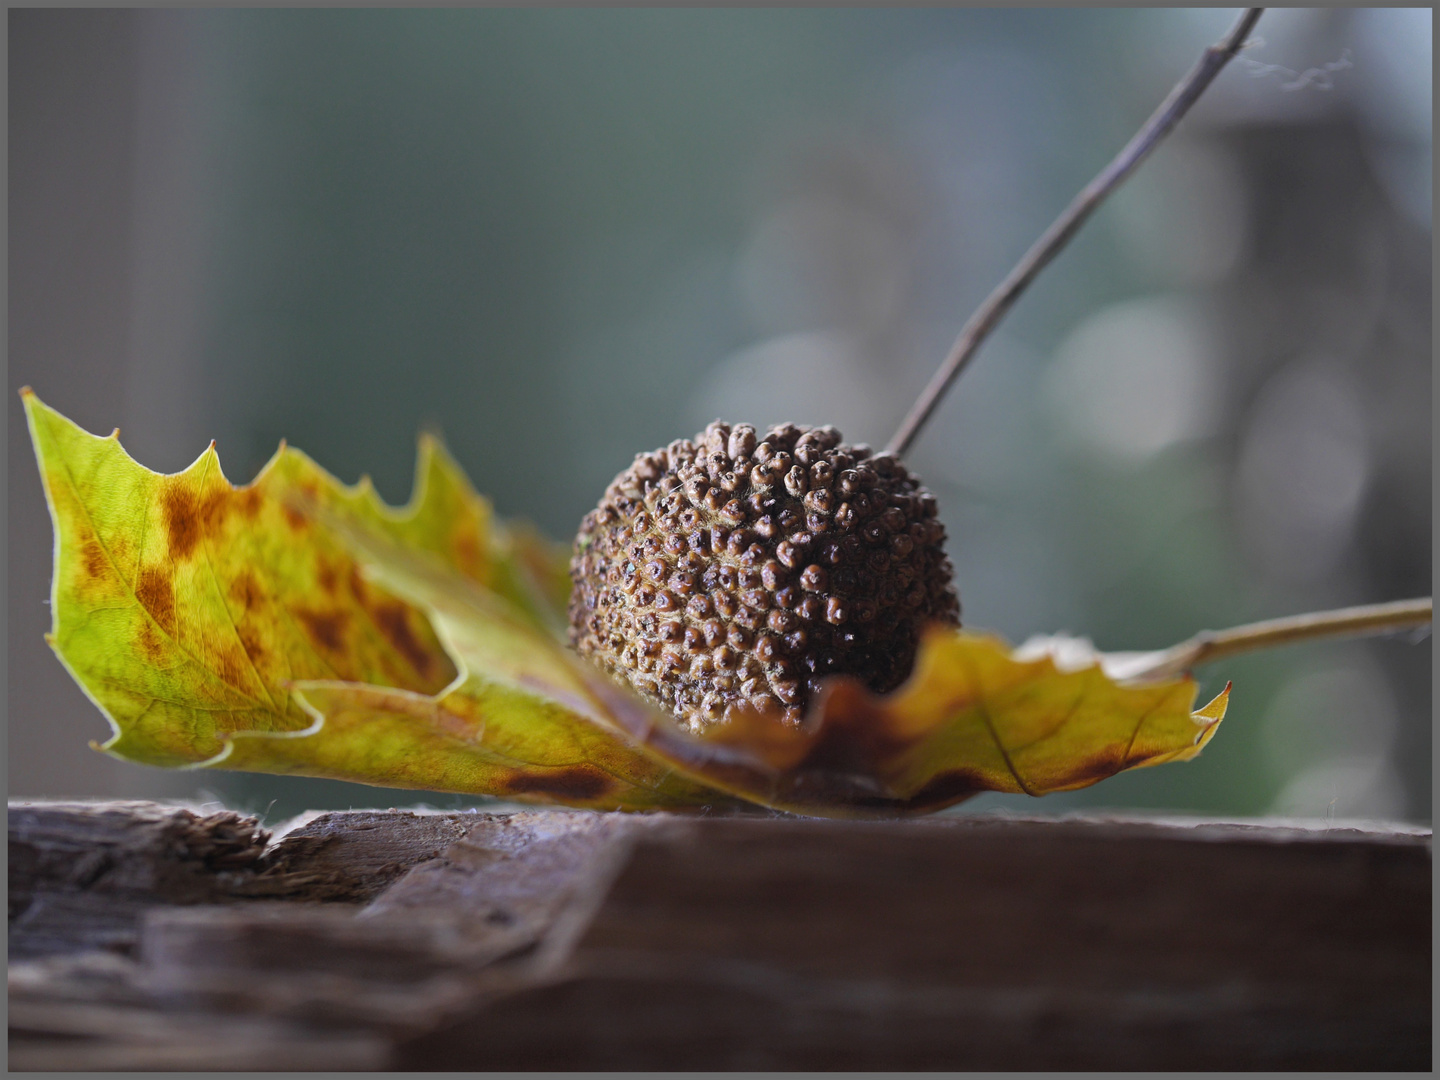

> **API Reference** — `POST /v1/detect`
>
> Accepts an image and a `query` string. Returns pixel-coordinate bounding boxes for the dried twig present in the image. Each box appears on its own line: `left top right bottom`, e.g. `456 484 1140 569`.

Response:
887 8 1264 458
1111 598 1433 683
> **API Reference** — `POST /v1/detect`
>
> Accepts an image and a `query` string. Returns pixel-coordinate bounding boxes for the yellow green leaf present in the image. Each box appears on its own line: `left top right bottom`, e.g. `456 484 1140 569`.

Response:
25 390 472 766
25 389 733 810
217 677 732 811
26 391 1226 815
264 503 736 809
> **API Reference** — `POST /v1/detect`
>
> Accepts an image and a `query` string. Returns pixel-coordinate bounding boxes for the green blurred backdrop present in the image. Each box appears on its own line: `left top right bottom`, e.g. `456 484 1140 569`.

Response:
10 8 1431 823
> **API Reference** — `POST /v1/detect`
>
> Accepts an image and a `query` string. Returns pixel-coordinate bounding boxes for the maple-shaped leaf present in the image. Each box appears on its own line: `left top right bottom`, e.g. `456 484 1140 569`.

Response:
23 390 727 810
25 391 1227 816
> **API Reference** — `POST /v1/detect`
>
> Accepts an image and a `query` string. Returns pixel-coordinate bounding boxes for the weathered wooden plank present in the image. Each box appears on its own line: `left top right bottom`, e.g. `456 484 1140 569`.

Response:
8 995 388 1072
394 959 1430 1070
118 812 660 1034
364 810 655 960
239 808 477 902
7 801 488 958
8 801 269 958
395 815 1431 1070
8 801 1431 1071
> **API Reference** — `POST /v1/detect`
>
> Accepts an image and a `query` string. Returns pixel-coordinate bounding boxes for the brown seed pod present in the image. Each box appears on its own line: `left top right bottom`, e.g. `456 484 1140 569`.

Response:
570 421 961 733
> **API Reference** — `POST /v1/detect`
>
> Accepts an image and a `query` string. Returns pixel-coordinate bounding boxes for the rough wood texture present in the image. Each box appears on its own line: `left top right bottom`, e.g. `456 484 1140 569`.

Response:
8 800 1430 1071
9 801 268 959
8 801 478 959
246 808 475 902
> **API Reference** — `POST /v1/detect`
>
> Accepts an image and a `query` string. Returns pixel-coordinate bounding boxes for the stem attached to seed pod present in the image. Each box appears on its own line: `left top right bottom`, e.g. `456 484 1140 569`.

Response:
1115 598 1433 683
887 7 1265 458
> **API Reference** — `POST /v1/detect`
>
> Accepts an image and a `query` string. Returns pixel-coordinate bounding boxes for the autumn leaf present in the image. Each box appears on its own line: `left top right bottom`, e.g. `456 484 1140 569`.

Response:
25 391 477 766
23 390 730 811
25 391 1226 816
664 630 1228 814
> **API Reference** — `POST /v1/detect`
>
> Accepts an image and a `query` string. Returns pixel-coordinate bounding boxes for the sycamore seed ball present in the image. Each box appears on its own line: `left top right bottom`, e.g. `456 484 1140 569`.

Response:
568 421 961 732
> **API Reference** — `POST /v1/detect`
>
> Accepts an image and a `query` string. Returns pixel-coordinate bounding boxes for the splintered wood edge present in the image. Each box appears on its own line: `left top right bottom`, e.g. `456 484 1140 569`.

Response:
8 799 1431 842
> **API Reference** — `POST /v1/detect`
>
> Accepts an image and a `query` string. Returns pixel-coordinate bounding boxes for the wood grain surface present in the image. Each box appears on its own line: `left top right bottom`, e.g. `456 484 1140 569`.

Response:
8 800 1430 1070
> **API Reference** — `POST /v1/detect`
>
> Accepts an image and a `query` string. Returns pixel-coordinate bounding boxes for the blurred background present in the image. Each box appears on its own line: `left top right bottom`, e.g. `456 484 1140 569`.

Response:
10 8 1431 823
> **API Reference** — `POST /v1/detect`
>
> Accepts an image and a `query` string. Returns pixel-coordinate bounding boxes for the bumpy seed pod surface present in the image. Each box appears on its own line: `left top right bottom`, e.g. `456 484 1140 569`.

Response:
569 421 961 732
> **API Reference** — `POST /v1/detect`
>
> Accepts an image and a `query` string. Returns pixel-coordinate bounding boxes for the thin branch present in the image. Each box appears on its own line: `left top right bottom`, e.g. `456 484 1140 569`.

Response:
1113 598 1433 683
886 7 1265 458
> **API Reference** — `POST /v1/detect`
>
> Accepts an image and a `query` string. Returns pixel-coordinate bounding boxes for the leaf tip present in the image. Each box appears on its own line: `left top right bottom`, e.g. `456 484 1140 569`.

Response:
1193 681 1231 725
417 426 449 454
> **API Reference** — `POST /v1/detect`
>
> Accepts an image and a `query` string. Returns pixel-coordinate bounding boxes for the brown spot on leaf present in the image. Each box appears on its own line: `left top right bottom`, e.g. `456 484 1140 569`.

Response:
316 559 339 595
162 485 229 559
230 570 263 612
136 566 175 634
344 566 446 682
81 540 107 581
453 526 483 580
505 767 614 801
162 486 201 559
373 603 432 675
236 487 263 519
137 620 166 663
347 565 368 601
281 482 320 532
202 491 228 532
217 647 247 690
237 627 268 665
298 609 348 652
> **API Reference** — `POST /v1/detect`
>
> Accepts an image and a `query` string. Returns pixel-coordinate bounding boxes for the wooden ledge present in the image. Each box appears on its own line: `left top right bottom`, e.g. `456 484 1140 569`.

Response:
8 800 1430 1070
